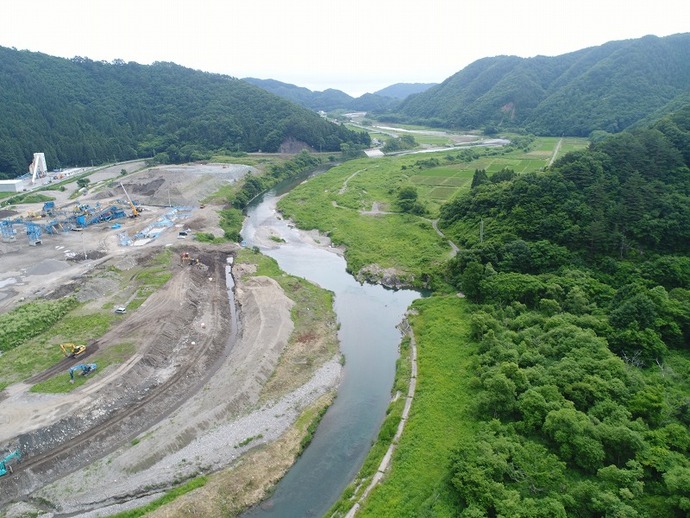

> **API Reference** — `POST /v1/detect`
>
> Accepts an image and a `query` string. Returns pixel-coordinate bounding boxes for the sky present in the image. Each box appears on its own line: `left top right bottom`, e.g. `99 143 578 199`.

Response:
1 0 687 97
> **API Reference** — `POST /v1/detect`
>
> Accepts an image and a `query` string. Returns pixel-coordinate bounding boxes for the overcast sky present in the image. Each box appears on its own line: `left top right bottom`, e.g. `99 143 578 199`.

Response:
1 0 687 97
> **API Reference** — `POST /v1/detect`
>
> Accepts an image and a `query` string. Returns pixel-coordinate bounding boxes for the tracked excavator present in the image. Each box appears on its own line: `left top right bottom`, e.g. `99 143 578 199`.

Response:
60 343 87 358
0 450 21 477
69 363 97 383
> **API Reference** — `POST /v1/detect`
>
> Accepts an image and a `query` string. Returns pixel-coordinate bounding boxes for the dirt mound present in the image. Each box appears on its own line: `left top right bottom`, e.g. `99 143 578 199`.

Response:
125 177 166 197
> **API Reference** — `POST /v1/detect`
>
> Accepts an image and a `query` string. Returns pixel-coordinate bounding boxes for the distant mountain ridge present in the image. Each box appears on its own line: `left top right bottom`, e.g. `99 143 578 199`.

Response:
388 33 690 136
373 83 438 99
242 78 436 112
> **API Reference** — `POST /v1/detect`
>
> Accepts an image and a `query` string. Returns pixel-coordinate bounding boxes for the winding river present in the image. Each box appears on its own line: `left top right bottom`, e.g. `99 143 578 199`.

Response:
241 175 420 517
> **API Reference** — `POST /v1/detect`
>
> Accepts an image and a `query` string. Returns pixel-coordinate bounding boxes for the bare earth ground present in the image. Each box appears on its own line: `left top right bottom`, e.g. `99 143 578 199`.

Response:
0 164 341 517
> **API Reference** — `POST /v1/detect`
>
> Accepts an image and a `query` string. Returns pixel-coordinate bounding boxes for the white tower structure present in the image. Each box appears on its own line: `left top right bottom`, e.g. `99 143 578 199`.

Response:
29 152 48 184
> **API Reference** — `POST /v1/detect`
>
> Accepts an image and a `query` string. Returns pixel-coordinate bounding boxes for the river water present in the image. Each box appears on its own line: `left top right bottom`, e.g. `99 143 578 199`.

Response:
241 178 420 517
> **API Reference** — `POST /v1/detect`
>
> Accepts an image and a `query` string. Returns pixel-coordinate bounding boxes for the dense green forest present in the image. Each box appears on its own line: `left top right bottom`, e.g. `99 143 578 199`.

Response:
0 47 369 178
430 105 690 515
384 33 690 137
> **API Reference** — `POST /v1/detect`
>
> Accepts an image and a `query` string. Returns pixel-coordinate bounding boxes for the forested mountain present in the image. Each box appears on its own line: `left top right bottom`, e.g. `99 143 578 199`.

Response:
243 77 401 112
372 82 436 99
387 33 690 136
0 47 370 178
435 105 690 515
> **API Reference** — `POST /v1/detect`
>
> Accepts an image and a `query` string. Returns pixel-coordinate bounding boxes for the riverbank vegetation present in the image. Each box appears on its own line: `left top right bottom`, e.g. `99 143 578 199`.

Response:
277 137 585 289
308 106 690 515
207 151 324 241
360 297 476 516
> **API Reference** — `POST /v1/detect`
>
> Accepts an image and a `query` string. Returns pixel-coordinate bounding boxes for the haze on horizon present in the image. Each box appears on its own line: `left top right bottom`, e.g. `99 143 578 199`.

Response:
1 0 687 97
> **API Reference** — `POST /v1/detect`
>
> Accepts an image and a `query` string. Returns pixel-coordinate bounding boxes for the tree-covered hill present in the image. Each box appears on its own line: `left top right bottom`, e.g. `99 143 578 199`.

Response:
0 47 370 177
427 105 690 515
243 78 354 112
242 77 402 112
386 33 690 136
440 104 690 260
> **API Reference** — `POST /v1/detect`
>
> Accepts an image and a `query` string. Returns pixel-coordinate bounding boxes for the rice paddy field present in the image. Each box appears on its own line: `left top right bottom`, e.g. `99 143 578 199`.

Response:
405 136 588 204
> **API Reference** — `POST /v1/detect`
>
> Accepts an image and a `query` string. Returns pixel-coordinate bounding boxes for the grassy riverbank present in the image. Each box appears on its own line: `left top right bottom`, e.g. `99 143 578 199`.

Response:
277 157 452 288
277 138 586 289
329 296 476 516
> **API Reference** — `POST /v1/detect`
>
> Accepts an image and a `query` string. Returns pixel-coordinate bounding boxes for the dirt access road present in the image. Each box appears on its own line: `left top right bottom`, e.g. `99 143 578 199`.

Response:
0 163 341 517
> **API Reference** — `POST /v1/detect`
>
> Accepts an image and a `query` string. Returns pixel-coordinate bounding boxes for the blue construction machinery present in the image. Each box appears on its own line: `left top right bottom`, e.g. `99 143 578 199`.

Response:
0 201 127 241
0 450 21 477
42 201 55 215
0 220 16 242
69 363 97 383
25 222 42 245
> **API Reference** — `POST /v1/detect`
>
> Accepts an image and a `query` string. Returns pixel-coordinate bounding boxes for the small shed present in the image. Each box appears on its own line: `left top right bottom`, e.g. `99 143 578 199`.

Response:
364 149 385 158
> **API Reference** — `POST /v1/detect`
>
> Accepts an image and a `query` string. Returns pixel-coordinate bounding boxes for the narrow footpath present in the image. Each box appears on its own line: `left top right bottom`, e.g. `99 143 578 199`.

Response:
345 320 417 517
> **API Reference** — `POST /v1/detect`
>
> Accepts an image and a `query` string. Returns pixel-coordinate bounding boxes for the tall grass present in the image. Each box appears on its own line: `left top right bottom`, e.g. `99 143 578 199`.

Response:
0 298 78 352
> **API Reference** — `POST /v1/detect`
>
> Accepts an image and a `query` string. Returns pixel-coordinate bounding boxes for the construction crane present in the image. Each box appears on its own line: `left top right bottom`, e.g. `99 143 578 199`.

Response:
0 450 21 477
119 182 139 217
69 363 97 383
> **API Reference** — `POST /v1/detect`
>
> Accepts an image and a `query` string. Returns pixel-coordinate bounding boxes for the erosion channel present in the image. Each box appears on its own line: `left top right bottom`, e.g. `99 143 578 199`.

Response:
241 177 420 517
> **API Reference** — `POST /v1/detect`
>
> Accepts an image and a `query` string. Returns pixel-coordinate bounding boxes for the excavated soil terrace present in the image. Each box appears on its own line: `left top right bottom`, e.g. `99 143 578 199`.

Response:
0 163 341 517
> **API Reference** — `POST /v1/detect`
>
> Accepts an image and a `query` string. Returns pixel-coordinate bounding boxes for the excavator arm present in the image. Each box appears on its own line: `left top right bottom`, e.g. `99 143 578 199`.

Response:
69 363 97 382
120 182 139 217
60 343 86 358
0 450 21 477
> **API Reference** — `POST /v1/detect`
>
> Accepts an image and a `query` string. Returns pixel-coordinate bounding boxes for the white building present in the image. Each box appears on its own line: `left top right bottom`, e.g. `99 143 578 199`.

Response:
363 149 385 158
0 179 23 193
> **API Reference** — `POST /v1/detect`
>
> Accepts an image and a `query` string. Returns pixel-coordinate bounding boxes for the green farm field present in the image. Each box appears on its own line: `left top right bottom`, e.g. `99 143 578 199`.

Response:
406 136 588 204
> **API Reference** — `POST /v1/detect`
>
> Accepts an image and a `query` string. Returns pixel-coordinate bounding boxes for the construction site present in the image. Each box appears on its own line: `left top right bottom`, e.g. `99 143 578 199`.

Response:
0 161 342 517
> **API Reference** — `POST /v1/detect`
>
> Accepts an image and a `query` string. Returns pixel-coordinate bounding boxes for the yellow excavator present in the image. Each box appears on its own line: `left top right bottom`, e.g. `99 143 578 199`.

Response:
60 343 87 358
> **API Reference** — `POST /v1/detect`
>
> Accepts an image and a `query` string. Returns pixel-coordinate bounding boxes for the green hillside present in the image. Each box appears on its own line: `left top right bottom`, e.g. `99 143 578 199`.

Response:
408 105 690 516
0 47 370 177
387 33 690 136
311 104 690 516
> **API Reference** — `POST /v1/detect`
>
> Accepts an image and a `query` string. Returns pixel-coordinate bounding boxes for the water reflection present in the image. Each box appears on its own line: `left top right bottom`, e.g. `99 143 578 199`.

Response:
241 186 419 518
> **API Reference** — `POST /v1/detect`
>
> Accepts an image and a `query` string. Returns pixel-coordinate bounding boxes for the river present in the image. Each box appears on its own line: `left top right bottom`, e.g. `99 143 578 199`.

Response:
241 175 420 517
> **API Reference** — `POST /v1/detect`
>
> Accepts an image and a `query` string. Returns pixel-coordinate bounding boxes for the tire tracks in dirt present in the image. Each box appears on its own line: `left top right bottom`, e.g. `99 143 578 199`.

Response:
0 248 239 508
